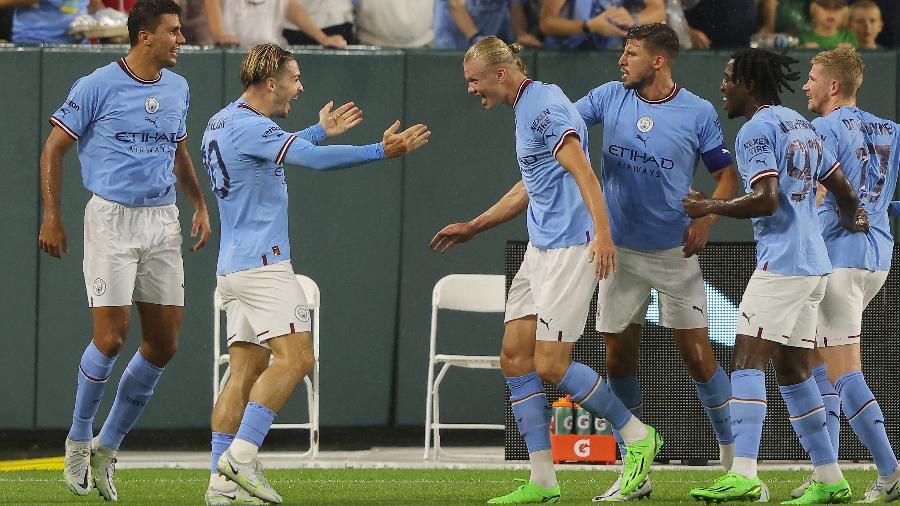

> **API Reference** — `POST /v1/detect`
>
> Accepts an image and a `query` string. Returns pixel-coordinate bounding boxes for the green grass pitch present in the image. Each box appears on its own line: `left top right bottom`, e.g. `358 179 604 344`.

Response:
0 468 879 504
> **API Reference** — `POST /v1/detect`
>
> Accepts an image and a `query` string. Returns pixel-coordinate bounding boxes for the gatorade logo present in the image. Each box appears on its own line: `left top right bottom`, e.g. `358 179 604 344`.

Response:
574 439 591 458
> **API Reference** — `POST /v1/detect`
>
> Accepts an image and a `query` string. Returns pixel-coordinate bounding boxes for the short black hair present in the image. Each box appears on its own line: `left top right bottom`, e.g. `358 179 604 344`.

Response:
625 23 680 60
730 48 801 105
127 0 181 46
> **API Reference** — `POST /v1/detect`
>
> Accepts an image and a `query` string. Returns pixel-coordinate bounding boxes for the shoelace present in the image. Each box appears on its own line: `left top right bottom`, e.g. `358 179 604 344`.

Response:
64 448 90 473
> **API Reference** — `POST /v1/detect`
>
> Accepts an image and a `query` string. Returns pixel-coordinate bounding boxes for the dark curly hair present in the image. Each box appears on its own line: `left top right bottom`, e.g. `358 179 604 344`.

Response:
730 48 801 105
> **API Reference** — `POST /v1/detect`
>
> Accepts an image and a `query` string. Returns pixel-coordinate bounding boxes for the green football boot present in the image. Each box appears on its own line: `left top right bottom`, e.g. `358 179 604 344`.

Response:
690 472 765 503
488 479 561 504
620 425 663 496
781 479 851 505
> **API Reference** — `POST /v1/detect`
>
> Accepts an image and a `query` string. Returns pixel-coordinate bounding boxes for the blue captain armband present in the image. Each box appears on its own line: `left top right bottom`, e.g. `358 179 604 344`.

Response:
701 143 733 174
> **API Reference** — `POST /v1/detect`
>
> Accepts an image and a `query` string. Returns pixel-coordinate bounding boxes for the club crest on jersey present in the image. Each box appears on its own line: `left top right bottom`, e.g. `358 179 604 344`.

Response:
93 278 107 296
295 305 310 323
145 97 160 114
636 116 654 133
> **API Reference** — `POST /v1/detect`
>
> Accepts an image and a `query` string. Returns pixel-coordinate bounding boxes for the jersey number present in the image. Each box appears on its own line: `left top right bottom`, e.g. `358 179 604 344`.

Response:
786 138 823 202
855 143 891 204
202 139 230 199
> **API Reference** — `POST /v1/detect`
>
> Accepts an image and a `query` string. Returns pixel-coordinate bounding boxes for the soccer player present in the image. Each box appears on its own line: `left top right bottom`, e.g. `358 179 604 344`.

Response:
793 47 900 502
39 1 210 501
203 43 430 505
684 48 866 504
430 36 661 505
573 23 739 501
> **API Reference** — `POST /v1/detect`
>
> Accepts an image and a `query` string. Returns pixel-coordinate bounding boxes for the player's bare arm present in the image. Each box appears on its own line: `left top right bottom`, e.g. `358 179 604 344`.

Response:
429 180 528 253
318 101 363 138
38 126 76 258
555 135 615 279
173 140 211 252
683 176 779 220
819 164 867 233
682 164 739 257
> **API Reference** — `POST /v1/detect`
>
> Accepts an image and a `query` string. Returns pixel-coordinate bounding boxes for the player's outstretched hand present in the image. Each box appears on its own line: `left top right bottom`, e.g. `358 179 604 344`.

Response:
682 219 711 258
39 218 68 258
190 207 212 252
383 120 431 158
429 222 476 253
320 101 363 138
682 188 710 220
587 234 616 279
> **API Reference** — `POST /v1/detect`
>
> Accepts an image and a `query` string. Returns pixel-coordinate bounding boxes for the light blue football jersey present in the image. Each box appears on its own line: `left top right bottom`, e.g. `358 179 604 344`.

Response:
50 58 189 207
514 79 593 249
735 105 835 276
576 82 730 251
204 101 385 276
432 0 521 49
813 107 899 271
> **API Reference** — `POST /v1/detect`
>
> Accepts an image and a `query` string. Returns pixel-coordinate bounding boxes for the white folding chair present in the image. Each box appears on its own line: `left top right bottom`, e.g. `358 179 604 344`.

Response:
423 274 506 460
213 274 321 459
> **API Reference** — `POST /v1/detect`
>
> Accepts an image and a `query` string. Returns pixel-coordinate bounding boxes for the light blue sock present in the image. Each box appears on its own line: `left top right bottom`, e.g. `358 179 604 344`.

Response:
235 402 277 448
812 364 841 455
507 372 551 453
837 371 899 476
68 342 117 442
558 362 632 429
696 365 735 445
730 369 766 460
781 375 836 467
211 432 234 474
98 351 163 450
608 375 642 459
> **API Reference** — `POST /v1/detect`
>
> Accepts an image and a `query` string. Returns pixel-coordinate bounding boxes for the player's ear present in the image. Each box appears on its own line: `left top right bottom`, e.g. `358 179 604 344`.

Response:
496 65 506 82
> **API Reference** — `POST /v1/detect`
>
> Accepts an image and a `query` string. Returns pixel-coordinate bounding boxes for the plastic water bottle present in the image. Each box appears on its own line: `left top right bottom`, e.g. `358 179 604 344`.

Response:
551 395 574 435
667 0 693 50
749 33 799 49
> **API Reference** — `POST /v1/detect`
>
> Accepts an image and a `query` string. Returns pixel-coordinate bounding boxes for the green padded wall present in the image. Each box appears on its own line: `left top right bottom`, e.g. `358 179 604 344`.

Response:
0 47 41 428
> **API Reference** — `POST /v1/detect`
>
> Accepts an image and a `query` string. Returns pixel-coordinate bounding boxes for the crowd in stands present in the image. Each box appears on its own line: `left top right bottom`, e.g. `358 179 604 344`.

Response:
0 0 896 50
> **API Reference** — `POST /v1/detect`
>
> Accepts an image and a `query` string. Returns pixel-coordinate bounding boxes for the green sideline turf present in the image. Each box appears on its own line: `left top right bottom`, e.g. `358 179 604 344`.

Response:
0 468 879 504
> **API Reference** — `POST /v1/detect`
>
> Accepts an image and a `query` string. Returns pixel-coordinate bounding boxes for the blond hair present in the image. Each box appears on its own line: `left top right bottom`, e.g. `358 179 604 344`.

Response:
810 47 864 98
463 36 527 76
240 44 295 89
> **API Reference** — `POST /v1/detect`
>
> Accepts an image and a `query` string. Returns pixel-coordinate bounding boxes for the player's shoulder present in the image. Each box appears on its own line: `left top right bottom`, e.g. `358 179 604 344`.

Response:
231 102 285 137
160 68 188 86
674 86 716 112
73 61 121 89
585 80 625 100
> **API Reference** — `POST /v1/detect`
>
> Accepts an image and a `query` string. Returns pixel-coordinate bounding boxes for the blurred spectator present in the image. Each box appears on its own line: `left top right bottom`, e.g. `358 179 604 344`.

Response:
177 0 210 45
683 0 774 48
540 0 665 50
848 0 882 48
284 0 357 45
204 0 346 47
102 0 134 9
872 0 894 47
776 0 812 35
798 0 856 48
3 0 104 43
0 8 11 41
433 0 540 50
354 0 435 47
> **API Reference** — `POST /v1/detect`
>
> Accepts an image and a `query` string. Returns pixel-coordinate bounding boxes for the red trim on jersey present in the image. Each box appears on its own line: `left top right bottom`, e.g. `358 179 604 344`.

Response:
636 84 681 104
237 102 264 116
50 116 79 140
552 129 579 157
753 104 771 117
819 161 841 181
117 58 161 84
750 169 778 186
513 79 533 108
275 134 297 165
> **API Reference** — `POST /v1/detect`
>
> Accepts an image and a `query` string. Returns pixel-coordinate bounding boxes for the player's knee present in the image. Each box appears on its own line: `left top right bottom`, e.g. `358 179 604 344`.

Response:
149 339 179 364
500 348 533 377
681 352 716 381
604 354 635 378
94 334 126 357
